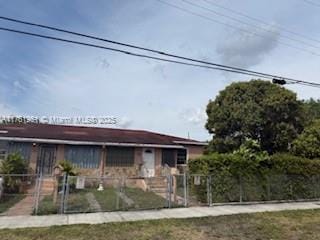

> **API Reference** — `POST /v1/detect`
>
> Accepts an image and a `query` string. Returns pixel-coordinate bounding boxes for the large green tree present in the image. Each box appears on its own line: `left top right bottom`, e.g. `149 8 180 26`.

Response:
302 98 320 125
206 80 305 153
291 120 320 159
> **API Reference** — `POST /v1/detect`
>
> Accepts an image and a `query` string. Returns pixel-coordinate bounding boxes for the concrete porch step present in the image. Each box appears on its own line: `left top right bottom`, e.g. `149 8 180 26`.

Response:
39 178 56 194
150 184 167 188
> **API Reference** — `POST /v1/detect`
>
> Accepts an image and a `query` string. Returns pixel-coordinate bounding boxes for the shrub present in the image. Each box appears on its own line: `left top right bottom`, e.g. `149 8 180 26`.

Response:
188 147 320 202
291 120 320 159
0 153 28 194
0 153 28 175
58 160 76 176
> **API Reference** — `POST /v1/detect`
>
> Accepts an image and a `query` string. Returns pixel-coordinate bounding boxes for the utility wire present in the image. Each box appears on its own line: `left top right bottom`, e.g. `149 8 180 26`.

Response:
156 0 320 57
0 17 320 87
203 0 320 45
181 0 320 50
0 26 271 79
0 15 300 81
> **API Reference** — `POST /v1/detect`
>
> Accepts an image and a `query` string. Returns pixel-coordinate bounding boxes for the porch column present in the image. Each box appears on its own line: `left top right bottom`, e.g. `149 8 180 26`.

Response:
99 146 106 176
29 143 38 174
56 144 65 164
155 148 162 176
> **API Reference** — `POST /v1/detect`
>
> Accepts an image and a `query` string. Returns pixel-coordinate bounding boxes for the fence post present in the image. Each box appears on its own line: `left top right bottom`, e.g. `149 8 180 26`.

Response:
207 175 212 206
239 175 243 203
166 175 172 208
116 178 120 210
33 173 42 215
59 172 67 214
183 172 188 207
267 175 271 201
33 174 38 215
173 175 177 203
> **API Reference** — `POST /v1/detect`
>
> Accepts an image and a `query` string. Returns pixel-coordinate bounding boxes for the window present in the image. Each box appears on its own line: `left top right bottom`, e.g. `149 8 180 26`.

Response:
145 149 152 154
8 142 32 163
162 149 175 167
106 147 134 167
177 149 187 165
0 149 6 161
65 145 101 168
0 141 8 162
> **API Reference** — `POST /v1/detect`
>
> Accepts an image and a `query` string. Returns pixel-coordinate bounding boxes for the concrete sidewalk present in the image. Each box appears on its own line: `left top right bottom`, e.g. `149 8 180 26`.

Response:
0 201 320 229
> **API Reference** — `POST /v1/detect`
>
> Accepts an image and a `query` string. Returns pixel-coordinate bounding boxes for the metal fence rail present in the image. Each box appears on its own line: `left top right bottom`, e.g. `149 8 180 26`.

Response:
1 173 320 216
0 174 39 216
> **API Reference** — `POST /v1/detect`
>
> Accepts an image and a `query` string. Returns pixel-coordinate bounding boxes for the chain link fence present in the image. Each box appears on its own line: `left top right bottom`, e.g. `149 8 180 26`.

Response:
1 173 320 216
0 174 39 216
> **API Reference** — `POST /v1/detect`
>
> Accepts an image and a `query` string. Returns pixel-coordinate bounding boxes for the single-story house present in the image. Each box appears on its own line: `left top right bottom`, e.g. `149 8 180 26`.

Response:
0 124 206 177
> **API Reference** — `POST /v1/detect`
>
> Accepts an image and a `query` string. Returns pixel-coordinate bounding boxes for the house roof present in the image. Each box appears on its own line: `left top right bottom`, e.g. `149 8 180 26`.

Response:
0 123 206 147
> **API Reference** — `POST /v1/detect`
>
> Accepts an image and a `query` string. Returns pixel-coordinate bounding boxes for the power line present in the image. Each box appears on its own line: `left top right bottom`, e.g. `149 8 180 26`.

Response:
156 0 320 57
0 19 319 88
203 0 320 45
181 0 320 51
0 15 297 80
0 26 271 79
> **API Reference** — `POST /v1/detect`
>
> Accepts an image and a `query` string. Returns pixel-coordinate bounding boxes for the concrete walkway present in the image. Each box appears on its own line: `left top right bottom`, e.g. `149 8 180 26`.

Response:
4 195 35 216
85 193 101 212
0 201 319 229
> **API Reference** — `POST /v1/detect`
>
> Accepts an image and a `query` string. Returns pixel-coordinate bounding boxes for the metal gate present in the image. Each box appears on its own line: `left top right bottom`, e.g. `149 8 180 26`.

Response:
37 145 56 175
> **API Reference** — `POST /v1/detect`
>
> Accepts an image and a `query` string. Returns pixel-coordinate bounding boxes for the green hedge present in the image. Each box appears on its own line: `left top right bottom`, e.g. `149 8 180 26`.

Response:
188 153 320 203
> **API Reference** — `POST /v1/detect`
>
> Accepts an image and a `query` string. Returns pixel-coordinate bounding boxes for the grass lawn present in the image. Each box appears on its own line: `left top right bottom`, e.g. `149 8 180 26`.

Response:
0 195 24 213
1 209 320 239
92 188 124 211
124 187 167 210
36 196 58 215
37 189 93 214
36 187 178 214
65 190 91 213
92 187 167 211
36 189 119 215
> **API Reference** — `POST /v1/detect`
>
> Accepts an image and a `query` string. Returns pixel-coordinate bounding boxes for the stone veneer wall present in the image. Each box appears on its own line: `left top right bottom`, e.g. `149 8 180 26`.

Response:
104 147 143 177
27 144 205 177
76 168 101 176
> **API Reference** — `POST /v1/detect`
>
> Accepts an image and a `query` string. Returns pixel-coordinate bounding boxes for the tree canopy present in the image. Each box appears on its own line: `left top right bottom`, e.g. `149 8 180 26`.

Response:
302 98 320 125
291 120 320 159
206 80 305 153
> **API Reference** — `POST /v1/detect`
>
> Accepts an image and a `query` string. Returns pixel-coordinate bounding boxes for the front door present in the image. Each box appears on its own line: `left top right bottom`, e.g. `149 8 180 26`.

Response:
142 148 155 177
37 145 56 175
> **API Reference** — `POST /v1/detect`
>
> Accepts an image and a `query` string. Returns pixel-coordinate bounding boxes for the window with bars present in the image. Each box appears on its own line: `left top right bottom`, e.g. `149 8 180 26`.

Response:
0 149 6 161
162 149 176 167
0 141 7 162
8 142 32 163
0 141 32 163
177 149 187 165
64 145 101 168
106 147 134 167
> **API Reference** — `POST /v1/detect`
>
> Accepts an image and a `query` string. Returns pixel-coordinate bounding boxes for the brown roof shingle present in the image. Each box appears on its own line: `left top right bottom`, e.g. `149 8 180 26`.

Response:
0 123 204 146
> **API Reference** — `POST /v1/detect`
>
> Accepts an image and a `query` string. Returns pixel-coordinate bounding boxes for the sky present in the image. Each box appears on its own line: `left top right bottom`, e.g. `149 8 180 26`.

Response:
0 0 320 141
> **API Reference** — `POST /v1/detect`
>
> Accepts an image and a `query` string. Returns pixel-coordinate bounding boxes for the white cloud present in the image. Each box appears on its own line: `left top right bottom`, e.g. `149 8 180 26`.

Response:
95 57 110 71
216 27 280 68
179 107 207 125
13 80 27 93
0 103 16 116
116 117 133 129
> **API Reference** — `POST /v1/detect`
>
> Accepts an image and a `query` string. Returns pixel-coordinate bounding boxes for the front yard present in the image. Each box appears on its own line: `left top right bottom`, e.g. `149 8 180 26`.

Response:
1 209 320 239
0 195 24 214
124 187 167 210
37 187 168 214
